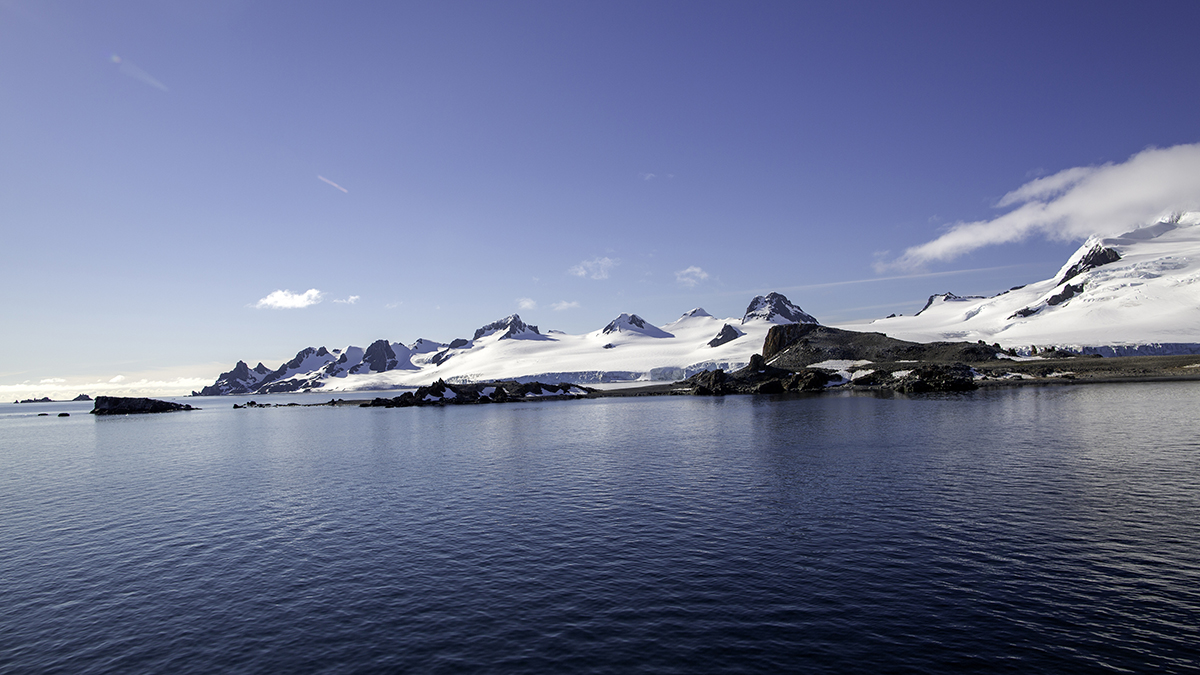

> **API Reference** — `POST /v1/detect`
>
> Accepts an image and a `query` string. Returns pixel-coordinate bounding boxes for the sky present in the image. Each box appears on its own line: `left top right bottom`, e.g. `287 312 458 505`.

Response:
4 0 1200 398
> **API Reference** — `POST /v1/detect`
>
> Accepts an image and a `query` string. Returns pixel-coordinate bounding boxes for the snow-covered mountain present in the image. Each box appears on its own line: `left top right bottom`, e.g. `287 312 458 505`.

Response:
742 291 819 324
835 213 1200 355
196 293 819 395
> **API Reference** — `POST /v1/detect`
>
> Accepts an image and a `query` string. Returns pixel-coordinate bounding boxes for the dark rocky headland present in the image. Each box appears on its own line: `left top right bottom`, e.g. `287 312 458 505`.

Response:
91 396 200 415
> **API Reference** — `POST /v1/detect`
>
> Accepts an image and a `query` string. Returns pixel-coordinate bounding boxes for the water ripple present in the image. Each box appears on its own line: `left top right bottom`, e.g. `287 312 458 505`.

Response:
2 385 1199 673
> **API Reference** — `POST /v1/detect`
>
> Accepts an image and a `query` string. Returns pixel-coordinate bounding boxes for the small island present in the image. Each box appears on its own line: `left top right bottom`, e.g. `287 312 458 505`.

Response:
91 396 200 415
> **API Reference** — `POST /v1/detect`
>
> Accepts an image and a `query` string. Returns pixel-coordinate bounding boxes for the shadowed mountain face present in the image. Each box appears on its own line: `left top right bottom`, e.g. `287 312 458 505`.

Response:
763 323 1002 367
742 292 819 325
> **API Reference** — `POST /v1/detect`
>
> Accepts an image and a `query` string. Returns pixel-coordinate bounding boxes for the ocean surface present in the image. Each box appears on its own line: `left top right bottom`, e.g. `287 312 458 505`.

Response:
2 384 1199 673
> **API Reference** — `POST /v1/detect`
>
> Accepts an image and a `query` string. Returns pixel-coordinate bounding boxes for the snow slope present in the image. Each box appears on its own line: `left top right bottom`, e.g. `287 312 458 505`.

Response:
199 293 818 394
835 213 1200 354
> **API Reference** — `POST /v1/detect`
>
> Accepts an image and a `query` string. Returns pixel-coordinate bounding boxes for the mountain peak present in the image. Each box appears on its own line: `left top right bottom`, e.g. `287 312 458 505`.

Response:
602 313 674 338
915 292 985 316
741 292 818 325
473 314 543 341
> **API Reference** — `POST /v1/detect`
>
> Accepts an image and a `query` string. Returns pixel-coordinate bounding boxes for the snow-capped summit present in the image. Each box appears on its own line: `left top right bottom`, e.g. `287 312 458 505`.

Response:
741 292 819 325
678 308 713 319
837 212 1200 354
916 293 986 316
601 313 674 338
195 360 272 396
408 338 445 354
472 314 546 341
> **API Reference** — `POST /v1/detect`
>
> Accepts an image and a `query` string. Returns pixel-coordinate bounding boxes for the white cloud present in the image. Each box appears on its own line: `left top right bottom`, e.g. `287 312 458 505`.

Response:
882 143 1200 271
640 172 657 181
552 300 580 311
334 295 360 304
40 378 65 384
517 297 537 310
109 375 126 383
675 265 709 288
569 257 617 280
255 288 324 309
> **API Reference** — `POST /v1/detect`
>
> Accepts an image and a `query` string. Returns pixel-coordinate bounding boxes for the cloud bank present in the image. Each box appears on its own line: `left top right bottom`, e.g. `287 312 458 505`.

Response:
882 143 1200 271
255 289 324 309
569 257 617 280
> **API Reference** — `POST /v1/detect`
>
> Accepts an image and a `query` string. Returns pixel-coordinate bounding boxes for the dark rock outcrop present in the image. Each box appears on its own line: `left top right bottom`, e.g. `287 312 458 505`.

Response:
762 323 1003 368
358 380 591 408
892 364 977 393
707 324 743 348
680 362 833 396
1059 244 1121 285
72 394 92 401
1047 283 1083 306
91 396 199 415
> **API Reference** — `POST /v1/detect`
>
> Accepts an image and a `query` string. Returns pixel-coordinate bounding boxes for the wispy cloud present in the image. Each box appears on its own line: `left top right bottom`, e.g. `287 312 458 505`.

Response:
767 264 1030 293
318 175 348 193
517 297 537 310
675 265 709 288
569 257 617 280
333 295 360 304
109 375 126 383
110 54 168 91
881 143 1200 271
40 377 65 384
255 288 324 309
551 300 579 311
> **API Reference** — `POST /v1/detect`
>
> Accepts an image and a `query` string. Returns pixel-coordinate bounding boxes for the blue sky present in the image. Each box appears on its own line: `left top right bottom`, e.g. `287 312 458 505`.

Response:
3 1 1200 395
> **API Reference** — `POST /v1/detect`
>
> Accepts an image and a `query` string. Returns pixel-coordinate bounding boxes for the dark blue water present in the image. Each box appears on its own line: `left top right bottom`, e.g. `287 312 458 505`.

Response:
2 384 1199 673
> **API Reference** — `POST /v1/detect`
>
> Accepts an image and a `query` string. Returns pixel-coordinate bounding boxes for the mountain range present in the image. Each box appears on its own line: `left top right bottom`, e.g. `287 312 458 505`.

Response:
835 212 1200 355
196 292 816 395
197 213 1200 395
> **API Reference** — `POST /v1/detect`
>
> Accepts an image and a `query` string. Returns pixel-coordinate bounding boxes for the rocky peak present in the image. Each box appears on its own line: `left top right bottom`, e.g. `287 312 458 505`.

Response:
741 292 818 325
1058 243 1121 285
707 324 743 348
602 313 674 338
473 314 541 340
361 339 398 373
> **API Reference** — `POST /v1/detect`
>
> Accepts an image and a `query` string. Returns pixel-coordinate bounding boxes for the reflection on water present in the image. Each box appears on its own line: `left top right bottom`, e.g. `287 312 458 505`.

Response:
1 384 1198 673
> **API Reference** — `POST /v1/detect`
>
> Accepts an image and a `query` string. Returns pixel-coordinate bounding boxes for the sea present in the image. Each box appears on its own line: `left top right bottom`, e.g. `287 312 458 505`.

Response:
2 383 1198 674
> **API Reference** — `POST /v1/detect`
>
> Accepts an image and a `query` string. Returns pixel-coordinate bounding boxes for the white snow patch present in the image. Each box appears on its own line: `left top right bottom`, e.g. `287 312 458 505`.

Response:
809 359 873 370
